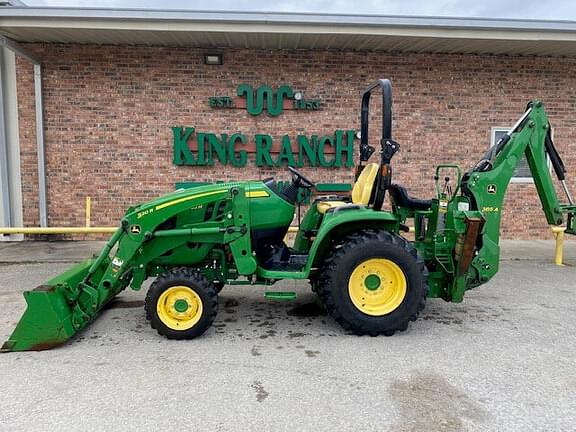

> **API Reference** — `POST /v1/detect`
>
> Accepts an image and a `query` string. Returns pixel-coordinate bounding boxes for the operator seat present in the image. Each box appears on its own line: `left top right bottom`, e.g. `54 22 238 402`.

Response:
388 184 432 211
316 163 379 214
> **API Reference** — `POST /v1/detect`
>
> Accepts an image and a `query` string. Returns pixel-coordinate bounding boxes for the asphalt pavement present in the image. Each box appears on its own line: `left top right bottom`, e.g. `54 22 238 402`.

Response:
0 240 574 432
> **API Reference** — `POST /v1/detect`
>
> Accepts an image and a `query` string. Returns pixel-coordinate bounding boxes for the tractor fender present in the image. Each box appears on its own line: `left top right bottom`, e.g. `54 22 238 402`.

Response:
304 208 399 274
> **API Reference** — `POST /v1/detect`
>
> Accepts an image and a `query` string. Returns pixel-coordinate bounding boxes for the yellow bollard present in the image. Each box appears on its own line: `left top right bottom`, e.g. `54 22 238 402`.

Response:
551 226 566 266
85 196 91 228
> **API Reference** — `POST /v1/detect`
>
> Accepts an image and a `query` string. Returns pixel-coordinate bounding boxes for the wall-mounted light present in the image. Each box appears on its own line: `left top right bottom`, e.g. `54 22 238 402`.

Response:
204 53 223 65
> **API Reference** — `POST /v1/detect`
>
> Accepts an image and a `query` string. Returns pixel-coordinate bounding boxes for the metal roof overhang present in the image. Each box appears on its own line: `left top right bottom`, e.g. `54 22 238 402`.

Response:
1 7 576 56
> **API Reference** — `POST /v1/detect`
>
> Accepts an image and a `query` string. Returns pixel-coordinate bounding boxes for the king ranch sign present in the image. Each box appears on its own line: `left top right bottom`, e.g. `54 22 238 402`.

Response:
172 84 356 168
173 128 356 168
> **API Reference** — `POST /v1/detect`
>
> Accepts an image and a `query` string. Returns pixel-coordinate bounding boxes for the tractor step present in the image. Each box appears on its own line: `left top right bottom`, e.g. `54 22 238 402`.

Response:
265 291 297 301
265 253 308 271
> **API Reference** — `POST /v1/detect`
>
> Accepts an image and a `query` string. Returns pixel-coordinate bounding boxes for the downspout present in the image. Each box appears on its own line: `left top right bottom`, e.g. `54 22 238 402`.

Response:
33 63 46 227
0 35 47 227
0 52 11 228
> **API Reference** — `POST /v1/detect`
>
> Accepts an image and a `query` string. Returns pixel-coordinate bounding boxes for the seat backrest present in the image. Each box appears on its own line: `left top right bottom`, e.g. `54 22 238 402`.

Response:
351 163 379 205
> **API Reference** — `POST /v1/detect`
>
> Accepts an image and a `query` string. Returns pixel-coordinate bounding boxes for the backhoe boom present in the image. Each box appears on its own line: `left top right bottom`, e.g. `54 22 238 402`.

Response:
461 101 576 288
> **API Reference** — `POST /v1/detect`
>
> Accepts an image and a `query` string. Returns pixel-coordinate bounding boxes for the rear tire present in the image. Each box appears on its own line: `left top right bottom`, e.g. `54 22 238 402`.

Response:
316 229 428 336
145 269 218 340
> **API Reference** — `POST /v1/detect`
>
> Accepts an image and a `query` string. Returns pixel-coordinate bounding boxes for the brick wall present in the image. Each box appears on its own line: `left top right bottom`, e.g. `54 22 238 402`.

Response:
15 44 576 239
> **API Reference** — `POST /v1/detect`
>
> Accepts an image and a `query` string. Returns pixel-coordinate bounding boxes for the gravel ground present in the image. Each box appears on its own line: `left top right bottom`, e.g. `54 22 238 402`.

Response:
0 241 574 432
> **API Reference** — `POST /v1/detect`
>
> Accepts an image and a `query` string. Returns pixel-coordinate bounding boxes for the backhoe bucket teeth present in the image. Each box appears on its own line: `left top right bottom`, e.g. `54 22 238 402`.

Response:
1 258 105 352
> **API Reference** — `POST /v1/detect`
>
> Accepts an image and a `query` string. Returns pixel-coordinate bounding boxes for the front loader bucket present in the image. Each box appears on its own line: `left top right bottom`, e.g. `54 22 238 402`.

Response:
2 227 127 352
2 259 97 352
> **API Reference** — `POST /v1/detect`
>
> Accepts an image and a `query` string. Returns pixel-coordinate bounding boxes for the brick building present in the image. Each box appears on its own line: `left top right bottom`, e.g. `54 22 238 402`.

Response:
1 7 576 239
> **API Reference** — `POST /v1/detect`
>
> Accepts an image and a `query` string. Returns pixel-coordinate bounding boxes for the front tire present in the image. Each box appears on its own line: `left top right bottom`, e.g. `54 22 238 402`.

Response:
145 269 218 340
316 229 428 336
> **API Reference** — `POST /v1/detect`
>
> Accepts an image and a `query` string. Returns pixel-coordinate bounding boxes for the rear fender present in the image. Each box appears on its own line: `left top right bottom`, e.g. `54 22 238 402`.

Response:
304 208 399 273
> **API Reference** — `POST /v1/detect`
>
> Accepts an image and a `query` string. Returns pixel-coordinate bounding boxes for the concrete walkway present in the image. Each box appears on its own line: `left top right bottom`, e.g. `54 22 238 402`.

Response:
0 239 574 264
0 240 575 431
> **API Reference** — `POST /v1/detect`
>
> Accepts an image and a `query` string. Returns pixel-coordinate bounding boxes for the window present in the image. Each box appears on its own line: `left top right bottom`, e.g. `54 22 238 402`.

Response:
490 127 549 183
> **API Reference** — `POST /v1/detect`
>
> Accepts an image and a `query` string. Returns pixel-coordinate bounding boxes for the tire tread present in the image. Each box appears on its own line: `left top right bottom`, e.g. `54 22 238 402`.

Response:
315 229 429 336
144 268 218 340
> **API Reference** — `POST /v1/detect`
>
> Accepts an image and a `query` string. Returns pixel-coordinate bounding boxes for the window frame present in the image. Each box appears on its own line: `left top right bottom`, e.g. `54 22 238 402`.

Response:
490 126 550 184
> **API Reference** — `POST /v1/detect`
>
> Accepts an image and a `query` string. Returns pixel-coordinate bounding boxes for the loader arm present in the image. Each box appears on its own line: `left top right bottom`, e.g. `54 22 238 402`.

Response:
461 101 576 287
2 184 257 352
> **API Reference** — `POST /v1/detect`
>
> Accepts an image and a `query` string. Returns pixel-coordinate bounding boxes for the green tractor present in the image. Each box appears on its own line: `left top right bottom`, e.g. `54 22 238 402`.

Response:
3 79 575 352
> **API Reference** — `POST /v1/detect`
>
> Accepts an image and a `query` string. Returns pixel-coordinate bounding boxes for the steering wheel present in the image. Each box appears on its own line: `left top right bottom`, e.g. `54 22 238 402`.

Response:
288 166 315 189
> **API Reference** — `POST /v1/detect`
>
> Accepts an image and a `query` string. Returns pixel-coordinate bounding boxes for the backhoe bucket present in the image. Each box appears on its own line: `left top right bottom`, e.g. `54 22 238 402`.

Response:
2 259 97 352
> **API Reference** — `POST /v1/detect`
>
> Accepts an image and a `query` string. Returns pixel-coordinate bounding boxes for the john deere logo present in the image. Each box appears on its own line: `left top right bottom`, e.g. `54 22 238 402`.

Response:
487 184 497 194
208 84 320 117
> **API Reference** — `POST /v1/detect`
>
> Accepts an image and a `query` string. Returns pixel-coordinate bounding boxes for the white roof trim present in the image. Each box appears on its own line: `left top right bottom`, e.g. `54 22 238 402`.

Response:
1 7 576 32
1 7 576 56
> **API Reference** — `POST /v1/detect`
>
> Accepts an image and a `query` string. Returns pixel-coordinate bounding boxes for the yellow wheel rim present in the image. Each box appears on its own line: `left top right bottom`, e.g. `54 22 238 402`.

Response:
156 285 203 330
348 258 407 316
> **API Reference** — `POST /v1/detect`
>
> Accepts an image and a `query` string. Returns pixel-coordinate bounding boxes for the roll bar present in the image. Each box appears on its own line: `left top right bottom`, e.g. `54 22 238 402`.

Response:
357 79 399 209
359 79 394 165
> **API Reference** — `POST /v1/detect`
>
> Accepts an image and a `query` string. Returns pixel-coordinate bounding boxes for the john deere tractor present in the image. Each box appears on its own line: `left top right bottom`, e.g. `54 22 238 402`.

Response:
3 79 575 351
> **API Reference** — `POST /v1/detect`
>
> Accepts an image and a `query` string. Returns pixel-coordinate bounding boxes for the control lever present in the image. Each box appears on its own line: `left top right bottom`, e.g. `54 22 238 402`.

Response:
442 176 454 201
434 165 462 233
